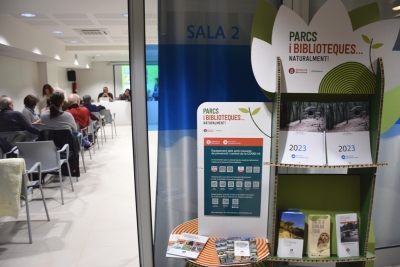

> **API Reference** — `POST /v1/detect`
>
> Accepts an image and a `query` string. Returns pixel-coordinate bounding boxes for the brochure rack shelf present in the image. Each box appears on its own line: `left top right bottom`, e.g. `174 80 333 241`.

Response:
266 252 375 262
265 57 385 267
263 163 388 169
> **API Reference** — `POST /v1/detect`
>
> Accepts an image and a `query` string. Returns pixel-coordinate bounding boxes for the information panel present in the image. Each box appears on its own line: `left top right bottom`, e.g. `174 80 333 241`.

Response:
197 102 272 237
204 137 263 216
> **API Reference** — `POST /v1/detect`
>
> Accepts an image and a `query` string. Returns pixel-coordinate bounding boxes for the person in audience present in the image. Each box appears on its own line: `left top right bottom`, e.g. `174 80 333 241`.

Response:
67 94 99 145
22 95 41 124
82 95 98 112
98 87 114 102
0 96 40 135
118 89 131 101
67 93 99 127
40 92 92 148
40 92 77 132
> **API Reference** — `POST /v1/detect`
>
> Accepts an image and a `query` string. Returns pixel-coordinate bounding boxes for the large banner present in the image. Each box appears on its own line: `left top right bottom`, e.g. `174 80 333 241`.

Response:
154 1 273 266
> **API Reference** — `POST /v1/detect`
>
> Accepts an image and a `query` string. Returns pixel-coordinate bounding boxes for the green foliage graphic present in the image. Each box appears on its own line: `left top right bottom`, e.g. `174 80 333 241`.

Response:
319 62 376 94
239 107 270 138
362 34 383 75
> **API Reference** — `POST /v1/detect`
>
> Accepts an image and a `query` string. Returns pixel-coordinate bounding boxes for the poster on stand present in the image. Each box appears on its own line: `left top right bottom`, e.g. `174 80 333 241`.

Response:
325 102 372 165
197 102 272 237
204 137 263 216
278 101 325 165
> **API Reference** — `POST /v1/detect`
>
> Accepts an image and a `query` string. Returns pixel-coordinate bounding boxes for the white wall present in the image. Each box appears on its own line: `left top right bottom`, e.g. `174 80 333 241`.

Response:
74 62 114 100
0 54 40 112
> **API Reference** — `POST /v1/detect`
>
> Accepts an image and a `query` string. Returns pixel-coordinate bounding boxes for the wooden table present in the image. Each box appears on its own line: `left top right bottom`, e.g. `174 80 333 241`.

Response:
171 219 270 267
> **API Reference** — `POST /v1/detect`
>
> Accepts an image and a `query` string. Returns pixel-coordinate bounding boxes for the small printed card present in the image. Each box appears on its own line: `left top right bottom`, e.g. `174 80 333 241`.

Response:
234 240 250 256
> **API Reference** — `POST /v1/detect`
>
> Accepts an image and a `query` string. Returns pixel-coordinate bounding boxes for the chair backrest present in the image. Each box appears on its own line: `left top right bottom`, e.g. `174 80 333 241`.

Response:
37 129 80 159
16 141 58 171
99 109 112 124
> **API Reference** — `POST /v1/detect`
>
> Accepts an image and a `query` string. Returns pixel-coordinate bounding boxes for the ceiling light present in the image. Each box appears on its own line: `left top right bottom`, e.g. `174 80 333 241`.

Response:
70 40 78 43
53 30 63 34
123 13 128 17
74 54 79 66
21 13 36 18
0 37 10 46
96 54 101 57
32 48 41 55
393 6 400 10
55 55 61 60
86 64 90 68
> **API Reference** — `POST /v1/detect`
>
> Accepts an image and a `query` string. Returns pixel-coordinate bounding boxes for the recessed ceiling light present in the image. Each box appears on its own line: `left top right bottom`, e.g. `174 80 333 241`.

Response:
53 30 63 34
393 6 400 11
123 13 128 17
70 40 78 43
21 13 36 18
96 54 101 57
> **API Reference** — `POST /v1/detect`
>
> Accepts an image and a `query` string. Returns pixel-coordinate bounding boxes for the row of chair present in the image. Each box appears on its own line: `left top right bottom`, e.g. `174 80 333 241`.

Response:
0 109 117 244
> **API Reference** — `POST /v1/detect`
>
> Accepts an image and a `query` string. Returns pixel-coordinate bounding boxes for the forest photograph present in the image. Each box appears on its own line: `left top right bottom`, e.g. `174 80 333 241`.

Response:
280 101 325 132
326 102 369 132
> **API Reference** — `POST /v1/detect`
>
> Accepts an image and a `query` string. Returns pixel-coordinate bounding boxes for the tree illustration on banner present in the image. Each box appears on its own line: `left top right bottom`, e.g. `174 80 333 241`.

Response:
239 107 271 138
362 34 383 75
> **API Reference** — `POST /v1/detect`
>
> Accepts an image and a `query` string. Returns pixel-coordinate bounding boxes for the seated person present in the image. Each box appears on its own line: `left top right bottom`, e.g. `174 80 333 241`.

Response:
0 96 40 135
67 93 99 128
82 95 98 112
40 92 77 132
118 89 131 101
98 87 114 102
22 94 41 124
41 92 92 148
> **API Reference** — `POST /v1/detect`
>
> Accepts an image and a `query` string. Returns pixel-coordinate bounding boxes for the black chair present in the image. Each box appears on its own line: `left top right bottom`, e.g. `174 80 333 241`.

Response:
36 130 81 179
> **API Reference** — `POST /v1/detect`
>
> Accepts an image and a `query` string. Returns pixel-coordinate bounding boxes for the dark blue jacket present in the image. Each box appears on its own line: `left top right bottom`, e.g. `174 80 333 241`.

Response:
0 109 40 134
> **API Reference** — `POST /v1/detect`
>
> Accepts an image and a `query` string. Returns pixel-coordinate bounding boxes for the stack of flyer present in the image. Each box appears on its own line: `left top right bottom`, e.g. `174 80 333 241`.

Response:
307 214 331 258
277 211 305 258
166 233 209 259
214 237 258 265
336 213 360 257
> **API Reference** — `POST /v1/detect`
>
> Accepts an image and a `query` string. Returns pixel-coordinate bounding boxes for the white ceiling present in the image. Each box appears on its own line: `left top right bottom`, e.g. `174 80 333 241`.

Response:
0 0 158 66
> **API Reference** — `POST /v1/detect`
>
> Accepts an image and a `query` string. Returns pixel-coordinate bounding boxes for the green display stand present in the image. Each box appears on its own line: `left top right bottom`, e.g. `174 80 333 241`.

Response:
263 57 386 267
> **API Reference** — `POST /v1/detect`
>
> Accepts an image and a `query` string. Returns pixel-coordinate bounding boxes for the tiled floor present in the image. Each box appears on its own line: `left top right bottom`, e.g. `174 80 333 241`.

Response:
0 125 157 267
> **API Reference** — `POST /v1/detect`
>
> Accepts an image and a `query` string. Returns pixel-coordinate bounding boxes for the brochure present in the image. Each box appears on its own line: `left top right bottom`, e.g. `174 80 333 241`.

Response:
336 213 360 257
307 214 331 258
277 211 305 258
167 233 209 259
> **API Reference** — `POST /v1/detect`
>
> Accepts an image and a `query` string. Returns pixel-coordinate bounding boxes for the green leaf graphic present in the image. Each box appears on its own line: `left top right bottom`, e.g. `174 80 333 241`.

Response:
362 34 371 44
372 43 383 49
239 108 249 113
252 107 261 116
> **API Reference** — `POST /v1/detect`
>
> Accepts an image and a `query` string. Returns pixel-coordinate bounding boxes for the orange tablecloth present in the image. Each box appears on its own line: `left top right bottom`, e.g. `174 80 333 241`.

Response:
171 219 270 267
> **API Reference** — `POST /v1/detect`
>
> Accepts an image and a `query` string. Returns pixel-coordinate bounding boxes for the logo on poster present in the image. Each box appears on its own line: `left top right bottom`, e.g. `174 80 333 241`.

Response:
206 140 211 145
341 155 346 159
291 154 296 158
223 140 228 145
289 68 295 74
